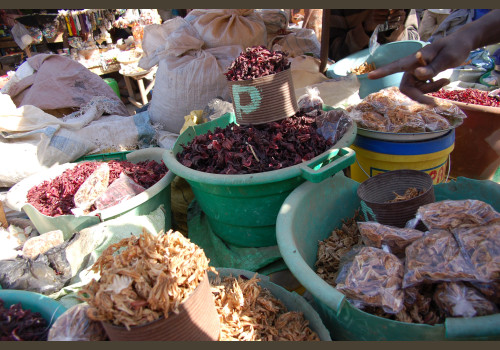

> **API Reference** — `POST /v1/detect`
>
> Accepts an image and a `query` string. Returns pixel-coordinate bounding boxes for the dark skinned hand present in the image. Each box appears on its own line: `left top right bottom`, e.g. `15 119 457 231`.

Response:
367 34 474 105
363 10 390 33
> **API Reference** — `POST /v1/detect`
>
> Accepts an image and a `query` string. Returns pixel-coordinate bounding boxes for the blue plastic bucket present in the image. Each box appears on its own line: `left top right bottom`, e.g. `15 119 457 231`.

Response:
351 130 455 184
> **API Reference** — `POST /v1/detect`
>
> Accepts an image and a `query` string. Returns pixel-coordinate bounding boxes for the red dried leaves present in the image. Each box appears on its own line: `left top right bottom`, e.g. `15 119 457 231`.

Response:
26 160 168 217
225 46 291 82
177 114 333 175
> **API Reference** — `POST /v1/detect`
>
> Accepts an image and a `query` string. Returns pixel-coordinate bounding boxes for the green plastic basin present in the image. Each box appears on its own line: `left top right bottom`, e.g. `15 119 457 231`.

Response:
0 289 67 329
276 173 500 340
210 268 332 340
8 148 175 239
327 40 426 98
163 112 357 248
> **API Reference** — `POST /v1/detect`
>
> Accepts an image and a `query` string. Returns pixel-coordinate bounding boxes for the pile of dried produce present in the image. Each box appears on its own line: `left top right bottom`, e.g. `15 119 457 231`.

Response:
177 113 334 175
225 46 290 81
429 88 500 107
316 210 364 286
0 299 49 341
386 187 424 203
358 222 425 257
350 62 376 75
347 87 467 133
316 200 500 325
416 199 500 230
26 160 168 217
210 274 319 341
79 229 214 330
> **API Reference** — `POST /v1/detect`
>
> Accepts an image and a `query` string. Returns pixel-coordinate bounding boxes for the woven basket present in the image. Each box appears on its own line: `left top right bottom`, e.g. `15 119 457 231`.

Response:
357 169 435 228
228 68 298 125
101 272 220 341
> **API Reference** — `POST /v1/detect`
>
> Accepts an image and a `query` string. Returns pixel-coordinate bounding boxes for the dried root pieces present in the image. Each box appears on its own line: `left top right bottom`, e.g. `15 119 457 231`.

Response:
79 229 214 330
211 274 320 341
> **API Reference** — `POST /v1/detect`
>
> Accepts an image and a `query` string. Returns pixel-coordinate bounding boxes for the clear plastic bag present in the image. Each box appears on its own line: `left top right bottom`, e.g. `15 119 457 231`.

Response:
346 106 390 131
335 246 405 314
48 303 108 341
403 230 477 289
451 221 500 282
416 200 500 231
313 108 353 144
95 172 146 210
72 163 110 216
433 282 498 318
358 221 425 257
297 86 323 113
347 87 467 133
471 281 500 304
11 22 33 50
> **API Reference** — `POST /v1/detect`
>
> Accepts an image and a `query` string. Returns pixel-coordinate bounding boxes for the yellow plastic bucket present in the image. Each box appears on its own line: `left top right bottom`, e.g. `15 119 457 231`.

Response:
350 130 455 184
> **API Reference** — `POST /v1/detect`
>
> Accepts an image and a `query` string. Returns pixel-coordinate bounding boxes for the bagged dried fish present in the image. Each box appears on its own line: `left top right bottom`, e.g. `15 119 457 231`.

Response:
451 221 500 282
434 282 498 318
403 230 477 288
79 229 214 330
470 281 500 304
358 221 425 257
336 246 405 314
211 274 319 341
415 200 500 230
364 284 444 325
316 210 364 286
48 303 108 341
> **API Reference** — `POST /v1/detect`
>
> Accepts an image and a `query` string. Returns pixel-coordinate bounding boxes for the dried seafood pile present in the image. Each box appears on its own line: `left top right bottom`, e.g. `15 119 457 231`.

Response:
315 210 364 286
80 229 214 330
210 274 319 341
316 200 500 325
346 87 466 133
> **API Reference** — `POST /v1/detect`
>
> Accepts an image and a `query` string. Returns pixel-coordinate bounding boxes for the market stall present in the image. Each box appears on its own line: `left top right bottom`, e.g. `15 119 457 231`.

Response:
0 8 499 341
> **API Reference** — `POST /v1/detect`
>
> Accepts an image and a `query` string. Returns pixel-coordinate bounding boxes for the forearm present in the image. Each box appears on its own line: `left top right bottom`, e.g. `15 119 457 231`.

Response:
450 9 500 50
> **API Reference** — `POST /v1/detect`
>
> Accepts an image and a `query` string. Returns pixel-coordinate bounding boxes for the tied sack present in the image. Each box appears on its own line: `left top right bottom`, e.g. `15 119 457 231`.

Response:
140 17 242 133
185 9 267 49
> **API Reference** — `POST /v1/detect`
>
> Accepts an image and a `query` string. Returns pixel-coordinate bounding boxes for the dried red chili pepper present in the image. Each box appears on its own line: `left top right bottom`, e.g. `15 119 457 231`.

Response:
429 89 500 107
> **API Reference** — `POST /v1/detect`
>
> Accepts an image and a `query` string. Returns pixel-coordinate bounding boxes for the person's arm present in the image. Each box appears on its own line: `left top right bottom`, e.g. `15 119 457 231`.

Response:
329 10 388 61
368 9 500 105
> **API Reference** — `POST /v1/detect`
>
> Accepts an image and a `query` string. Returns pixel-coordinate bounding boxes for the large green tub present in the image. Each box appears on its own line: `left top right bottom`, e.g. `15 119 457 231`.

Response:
276 173 500 340
6 148 175 239
163 112 356 248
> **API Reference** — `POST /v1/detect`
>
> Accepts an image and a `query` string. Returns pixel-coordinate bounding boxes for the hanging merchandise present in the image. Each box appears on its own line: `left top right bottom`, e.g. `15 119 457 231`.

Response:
27 26 43 44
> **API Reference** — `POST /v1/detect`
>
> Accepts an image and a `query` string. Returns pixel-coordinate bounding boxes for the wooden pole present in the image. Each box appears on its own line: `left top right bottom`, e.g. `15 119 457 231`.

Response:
319 9 330 74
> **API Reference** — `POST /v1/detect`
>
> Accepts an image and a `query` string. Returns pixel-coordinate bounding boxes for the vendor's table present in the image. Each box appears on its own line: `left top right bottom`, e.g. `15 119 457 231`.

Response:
120 67 157 108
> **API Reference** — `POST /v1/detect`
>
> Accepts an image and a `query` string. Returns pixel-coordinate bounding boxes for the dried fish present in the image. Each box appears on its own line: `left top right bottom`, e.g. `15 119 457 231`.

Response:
403 230 477 288
417 200 500 230
336 247 405 314
315 210 364 286
358 221 425 257
452 221 500 282
434 282 498 318
386 187 424 203
79 229 214 330
211 274 320 341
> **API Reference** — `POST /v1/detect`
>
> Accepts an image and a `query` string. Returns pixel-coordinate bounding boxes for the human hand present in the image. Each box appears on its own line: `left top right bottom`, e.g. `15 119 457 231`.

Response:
363 10 390 33
367 35 474 104
386 9 406 30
